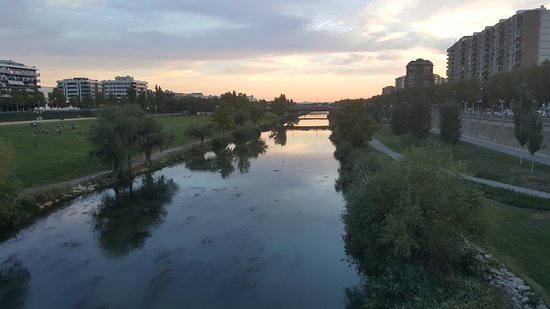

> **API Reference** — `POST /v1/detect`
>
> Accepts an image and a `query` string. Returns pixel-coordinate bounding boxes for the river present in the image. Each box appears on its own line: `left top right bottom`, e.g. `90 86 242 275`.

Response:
0 115 360 309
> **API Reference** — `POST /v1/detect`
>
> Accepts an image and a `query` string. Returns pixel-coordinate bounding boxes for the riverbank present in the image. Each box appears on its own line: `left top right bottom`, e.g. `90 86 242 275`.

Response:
0 137 211 239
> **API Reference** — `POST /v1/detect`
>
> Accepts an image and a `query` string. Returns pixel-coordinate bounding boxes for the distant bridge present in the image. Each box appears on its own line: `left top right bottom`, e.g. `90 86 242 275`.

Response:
287 105 336 112
285 125 330 130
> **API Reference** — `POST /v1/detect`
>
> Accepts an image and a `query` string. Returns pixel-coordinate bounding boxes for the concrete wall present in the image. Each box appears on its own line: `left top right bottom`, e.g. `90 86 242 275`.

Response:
432 114 550 155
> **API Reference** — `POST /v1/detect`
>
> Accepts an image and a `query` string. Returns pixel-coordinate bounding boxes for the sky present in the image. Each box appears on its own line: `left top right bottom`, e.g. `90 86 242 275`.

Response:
1 0 548 102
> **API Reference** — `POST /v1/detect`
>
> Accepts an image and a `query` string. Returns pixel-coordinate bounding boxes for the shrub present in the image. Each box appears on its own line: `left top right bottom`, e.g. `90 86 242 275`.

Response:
343 144 485 274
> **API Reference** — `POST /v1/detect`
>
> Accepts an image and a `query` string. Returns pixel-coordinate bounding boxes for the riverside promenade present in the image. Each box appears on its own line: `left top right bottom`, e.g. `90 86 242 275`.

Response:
368 138 550 199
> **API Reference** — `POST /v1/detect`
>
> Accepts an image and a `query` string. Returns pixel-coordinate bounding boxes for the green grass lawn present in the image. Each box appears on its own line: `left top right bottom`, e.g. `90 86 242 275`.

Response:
374 127 550 193
482 200 550 304
0 115 212 188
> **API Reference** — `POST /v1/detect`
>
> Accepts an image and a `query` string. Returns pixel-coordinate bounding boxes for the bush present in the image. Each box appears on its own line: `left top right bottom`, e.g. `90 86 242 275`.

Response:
343 144 485 274
359 265 511 308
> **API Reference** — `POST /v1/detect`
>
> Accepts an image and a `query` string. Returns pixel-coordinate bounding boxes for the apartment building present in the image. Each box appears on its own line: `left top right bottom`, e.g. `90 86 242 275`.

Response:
0 60 40 93
57 77 102 102
405 58 434 88
102 75 148 99
382 86 396 95
395 76 406 89
447 5 550 81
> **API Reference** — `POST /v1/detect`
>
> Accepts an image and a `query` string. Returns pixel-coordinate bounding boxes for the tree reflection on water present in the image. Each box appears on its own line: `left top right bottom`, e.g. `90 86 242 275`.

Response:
269 126 287 146
184 136 267 178
92 174 178 258
0 256 30 309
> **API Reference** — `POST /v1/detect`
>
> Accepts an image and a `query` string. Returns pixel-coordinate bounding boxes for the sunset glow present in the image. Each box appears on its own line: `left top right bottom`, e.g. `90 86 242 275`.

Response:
1 0 548 101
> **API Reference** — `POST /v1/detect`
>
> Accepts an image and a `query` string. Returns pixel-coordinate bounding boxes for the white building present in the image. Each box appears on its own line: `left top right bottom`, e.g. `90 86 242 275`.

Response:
0 60 40 94
57 77 102 102
102 75 148 100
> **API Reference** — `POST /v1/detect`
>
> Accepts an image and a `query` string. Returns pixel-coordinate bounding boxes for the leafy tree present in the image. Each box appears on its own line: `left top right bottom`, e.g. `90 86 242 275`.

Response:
127 87 137 104
343 145 484 275
439 102 462 157
137 90 147 110
248 104 265 125
233 110 249 127
390 102 409 135
89 105 146 179
69 96 82 108
271 94 289 117
185 124 213 145
512 84 535 164
330 101 379 147
408 96 432 139
526 110 544 173
48 87 66 108
82 95 95 109
95 92 106 107
211 102 235 136
137 116 173 166
106 93 118 105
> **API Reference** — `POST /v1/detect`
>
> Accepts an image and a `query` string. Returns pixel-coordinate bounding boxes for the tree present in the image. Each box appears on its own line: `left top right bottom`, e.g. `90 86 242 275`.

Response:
390 101 409 135
330 101 379 147
127 87 137 104
343 145 485 275
526 110 544 173
88 105 146 179
82 95 95 109
408 96 432 139
211 102 235 136
48 87 66 108
512 84 535 164
439 101 462 157
137 116 173 166
185 124 213 145
248 104 265 125
233 110 249 127
271 94 289 117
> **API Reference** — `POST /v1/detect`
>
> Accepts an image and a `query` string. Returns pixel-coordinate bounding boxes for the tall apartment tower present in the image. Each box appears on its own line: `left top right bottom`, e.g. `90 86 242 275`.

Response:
395 76 406 89
102 75 148 100
57 77 102 102
405 58 434 88
447 5 550 82
0 60 40 93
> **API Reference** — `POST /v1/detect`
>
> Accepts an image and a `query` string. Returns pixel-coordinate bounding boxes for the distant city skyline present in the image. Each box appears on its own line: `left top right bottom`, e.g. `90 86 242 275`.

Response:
1 0 548 101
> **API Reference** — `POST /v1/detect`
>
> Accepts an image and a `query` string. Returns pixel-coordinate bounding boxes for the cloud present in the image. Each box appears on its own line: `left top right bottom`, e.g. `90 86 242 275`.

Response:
45 0 105 7
1 0 549 100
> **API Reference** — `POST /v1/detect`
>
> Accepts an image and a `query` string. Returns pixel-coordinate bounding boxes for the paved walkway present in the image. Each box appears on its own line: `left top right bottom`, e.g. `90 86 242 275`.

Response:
368 138 550 199
431 128 550 166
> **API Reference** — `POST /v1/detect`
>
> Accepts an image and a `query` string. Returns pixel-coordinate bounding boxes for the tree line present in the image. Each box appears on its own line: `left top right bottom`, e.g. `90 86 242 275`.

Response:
328 102 509 308
364 60 550 121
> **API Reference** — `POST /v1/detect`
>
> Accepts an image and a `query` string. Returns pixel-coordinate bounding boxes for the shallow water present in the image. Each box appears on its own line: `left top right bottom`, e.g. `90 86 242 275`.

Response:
0 118 359 309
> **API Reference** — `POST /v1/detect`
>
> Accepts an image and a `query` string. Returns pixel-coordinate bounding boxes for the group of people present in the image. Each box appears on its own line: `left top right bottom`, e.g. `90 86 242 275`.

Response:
30 122 80 135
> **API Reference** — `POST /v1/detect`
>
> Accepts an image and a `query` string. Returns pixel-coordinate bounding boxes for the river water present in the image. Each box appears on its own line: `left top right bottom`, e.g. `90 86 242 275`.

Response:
0 115 360 308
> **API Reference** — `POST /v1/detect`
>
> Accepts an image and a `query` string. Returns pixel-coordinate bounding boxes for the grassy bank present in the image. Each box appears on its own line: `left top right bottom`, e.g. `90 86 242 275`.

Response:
374 126 550 193
482 201 550 303
0 115 212 188
373 128 550 303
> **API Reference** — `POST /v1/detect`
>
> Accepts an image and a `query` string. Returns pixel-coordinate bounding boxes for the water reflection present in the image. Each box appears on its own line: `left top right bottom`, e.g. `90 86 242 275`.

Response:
269 126 287 146
92 174 178 258
0 256 30 309
184 137 267 178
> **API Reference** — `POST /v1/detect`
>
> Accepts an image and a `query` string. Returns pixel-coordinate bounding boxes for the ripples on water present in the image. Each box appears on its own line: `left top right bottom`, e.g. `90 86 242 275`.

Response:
0 116 360 309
